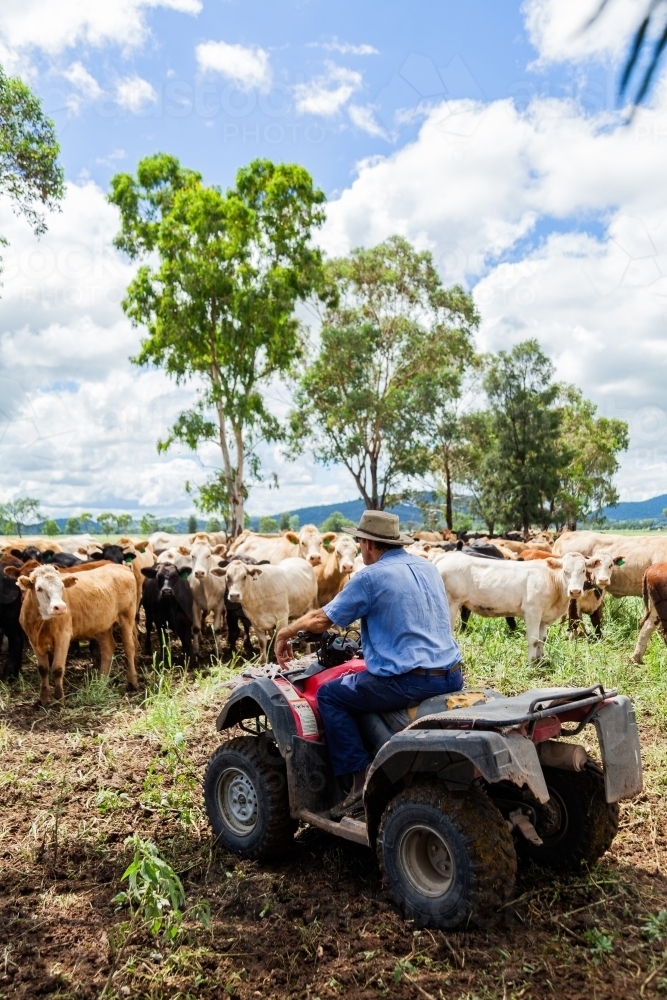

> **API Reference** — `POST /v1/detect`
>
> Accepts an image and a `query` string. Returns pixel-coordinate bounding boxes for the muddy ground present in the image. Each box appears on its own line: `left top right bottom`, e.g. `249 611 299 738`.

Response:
0 624 666 1000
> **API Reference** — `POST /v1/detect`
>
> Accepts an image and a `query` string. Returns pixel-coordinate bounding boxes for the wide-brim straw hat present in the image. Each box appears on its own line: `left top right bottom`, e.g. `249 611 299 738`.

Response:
342 510 413 546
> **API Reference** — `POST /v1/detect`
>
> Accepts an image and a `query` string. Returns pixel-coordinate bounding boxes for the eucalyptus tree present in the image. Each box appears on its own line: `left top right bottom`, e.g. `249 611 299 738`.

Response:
109 155 328 535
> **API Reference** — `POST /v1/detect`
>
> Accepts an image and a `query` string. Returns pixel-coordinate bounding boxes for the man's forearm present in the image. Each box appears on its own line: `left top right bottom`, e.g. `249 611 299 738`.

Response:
275 609 334 667
279 608 333 641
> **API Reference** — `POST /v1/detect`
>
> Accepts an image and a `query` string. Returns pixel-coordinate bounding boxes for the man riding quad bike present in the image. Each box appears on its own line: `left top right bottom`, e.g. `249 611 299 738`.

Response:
203 512 642 928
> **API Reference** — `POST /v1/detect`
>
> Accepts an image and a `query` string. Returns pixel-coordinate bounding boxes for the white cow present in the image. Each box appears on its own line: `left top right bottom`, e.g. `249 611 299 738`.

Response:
437 551 589 661
188 536 229 654
229 524 325 566
315 533 359 606
554 531 667 598
212 556 317 663
568 551 621 638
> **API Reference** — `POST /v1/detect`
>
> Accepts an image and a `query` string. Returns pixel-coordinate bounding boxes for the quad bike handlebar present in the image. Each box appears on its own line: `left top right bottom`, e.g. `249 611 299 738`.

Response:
293 628 361 668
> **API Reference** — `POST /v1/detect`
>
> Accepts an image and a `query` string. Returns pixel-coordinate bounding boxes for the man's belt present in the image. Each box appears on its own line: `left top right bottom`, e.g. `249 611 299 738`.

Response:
411 666 457 677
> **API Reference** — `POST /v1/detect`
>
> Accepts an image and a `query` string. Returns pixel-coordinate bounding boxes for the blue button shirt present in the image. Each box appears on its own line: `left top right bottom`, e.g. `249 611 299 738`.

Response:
323 547 461 677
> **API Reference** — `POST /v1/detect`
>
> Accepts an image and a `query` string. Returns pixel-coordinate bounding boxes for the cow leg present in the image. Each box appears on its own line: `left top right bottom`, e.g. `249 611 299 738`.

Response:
505 617 517 632
4 624 23 681
459 606 471 632
51 632 71 706
213 601 225 637
118 611 138 689
448 601 462 631
254 628 268 664
567 598 583 639
633 610 659 664
191 601 202 655
589 606 604 640
35 651 52 706
524 612 543 662
176 613 194 666
95 630 115 678
241 616 255 658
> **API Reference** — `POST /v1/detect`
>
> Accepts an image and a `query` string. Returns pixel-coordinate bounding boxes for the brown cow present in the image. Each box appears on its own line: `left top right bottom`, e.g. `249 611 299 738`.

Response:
633 563 667 663
314 533 358 606
517 550 552 561
15 564 137 705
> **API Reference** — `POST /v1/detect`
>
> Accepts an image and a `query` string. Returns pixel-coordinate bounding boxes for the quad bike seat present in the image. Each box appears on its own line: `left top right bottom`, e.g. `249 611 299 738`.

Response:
358 686 598 755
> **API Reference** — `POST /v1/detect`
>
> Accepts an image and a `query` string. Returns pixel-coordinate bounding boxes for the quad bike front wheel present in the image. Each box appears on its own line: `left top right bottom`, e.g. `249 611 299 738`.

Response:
377 783 516 929
203 735 295 859
517 764 619 870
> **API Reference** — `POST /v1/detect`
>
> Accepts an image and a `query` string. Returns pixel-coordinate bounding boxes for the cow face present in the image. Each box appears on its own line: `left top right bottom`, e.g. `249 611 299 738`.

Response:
333 535 358 575
17 565 77 618
189 541 226 579
143 562 190 597
212 560 262 603
296 524 324 567
156 546 192 570
559 552 588 599
585 553 616 590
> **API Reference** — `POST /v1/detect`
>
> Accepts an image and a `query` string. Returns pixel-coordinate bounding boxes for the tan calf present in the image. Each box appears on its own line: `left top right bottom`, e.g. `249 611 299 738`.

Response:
16 564 137 706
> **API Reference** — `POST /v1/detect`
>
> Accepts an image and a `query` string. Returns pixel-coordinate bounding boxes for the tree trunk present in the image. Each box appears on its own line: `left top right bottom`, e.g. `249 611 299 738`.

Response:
566 518 577 531
445 460 453 531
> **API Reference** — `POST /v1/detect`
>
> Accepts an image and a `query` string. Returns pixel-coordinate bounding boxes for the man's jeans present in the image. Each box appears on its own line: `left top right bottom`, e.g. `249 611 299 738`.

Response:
317 667 464 777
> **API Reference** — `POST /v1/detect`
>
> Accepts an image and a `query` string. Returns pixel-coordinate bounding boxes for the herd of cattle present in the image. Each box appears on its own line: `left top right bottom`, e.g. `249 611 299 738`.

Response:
1 522 667 706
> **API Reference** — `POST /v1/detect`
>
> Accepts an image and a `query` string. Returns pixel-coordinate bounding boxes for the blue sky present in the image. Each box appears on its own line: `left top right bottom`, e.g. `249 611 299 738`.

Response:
1 0 667 517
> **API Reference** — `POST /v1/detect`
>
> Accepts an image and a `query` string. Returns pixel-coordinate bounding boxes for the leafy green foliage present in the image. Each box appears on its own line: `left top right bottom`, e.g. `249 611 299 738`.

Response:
115 513 133 533
259 516 278 532
97 513 116 536
288 514 300 530
43 519 60 536
0 497 42 537
113 837 189 940
642 910 667 942
187 514 198 533
64 516 81 535
109 155 328 535
205 516 221 532
0 65 63 240
484 340 565 535
551 386 629 529
290 236 478 509
319 510 356 532
583 927 614 960
139 513 159 535
279 511 291 530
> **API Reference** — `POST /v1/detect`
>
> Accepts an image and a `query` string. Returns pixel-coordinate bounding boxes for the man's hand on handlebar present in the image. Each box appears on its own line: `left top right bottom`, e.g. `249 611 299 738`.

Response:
274 609 335 670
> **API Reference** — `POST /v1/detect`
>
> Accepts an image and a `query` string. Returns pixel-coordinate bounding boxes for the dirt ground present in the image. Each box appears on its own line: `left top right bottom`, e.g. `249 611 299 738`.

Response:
1 626 666 1000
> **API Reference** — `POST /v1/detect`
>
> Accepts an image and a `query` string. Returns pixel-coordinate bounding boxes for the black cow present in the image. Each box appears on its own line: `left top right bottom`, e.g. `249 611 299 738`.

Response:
0 569 24 680
141 563 194 664
92 545 136 565
10 546 43 563
41 550 85 568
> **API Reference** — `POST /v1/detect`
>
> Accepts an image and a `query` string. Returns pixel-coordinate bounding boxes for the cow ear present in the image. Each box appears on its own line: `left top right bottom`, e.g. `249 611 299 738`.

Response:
322 532 337 548
284 532 299 544
141 567 157 578
248 566 263 577
423 543 431 552
2 565 20 579
10 549 23 559
615 557 625 566
211 567 227 577
179 567 191 579
123 552 137 563
586 557 600 568
42 550 54 561
545 557 562 569
177 546 191 555
211 544 227 555
135 541 149 552
63 577 78 588
16 575 34 590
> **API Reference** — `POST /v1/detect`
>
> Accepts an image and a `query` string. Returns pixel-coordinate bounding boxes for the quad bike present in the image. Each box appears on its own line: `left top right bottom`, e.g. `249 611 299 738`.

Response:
203 630 643 929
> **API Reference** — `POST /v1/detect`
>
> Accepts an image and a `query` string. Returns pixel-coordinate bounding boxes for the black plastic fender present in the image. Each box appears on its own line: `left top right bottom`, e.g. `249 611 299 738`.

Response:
215 678 297 755
364 728 549 849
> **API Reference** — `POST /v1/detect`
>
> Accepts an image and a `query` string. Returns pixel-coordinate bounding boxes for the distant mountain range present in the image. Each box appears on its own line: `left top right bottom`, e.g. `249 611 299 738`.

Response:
13 493 667 536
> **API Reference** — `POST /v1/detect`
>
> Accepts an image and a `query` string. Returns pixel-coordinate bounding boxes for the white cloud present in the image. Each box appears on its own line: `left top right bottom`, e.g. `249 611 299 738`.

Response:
349 103 389 139
0 0 201 60
115 75 157 112
523 0 645 65
195 40 272 91
311 39 379 56
294 63 362 116
322 93 667 498
62 61 103 115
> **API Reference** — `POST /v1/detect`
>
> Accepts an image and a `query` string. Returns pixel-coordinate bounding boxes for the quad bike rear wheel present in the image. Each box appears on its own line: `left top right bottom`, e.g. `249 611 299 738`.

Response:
203 735 295 859
517 765 619 870
377 782 516 929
